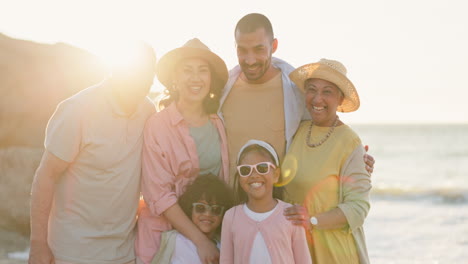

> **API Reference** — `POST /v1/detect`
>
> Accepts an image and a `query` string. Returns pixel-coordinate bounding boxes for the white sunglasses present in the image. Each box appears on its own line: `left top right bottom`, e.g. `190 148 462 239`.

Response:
236 162 276 177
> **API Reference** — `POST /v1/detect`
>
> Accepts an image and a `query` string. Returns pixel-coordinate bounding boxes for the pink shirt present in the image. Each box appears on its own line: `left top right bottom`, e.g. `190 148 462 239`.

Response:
220 200 312 264
135 103 229 264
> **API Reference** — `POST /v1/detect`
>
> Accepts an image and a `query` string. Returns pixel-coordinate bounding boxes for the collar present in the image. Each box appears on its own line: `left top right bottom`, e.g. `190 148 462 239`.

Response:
167 101 219 126
167 102 185 126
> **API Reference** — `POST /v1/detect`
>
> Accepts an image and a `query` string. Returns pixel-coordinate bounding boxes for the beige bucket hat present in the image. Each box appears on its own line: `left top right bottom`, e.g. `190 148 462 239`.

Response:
289 58 360 112
156 38 228 90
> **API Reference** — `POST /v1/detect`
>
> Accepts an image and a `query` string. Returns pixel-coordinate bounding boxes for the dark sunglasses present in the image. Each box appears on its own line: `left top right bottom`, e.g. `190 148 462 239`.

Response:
192 203 225 216
236 162 276 177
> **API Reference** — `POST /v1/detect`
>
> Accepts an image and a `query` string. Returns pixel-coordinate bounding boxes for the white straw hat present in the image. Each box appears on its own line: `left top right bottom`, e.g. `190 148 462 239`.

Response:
156 38 228 90
289 58 360 112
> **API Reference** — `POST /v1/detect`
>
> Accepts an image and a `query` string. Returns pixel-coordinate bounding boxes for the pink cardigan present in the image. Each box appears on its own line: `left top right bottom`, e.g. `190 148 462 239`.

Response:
220 200 312 264
135 103 230 264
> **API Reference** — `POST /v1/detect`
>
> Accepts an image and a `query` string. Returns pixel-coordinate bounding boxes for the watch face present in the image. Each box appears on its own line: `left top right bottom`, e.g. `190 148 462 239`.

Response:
310 217 318 225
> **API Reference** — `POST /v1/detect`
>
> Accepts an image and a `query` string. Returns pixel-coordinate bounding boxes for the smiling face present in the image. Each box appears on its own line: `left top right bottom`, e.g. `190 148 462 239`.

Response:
305 78 344 127
191 198 223 239
172 57 211 107
235 27 278 84
238 149 280 205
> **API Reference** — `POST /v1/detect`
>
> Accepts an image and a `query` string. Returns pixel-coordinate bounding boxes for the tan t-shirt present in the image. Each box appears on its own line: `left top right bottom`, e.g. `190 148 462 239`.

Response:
221 73 285 184
45 81 155 264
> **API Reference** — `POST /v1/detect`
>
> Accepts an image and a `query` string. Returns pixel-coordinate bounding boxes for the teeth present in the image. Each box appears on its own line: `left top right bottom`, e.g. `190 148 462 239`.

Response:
250 182 263 188
313 106 325 111
191 86 201 92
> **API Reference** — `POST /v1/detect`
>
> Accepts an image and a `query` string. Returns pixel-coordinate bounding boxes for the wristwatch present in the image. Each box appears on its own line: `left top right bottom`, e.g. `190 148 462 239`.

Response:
310 216 318 227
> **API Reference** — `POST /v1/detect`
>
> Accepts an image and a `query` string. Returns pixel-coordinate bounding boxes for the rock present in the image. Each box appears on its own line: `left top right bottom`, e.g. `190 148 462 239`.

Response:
0 33 106 148
0 147 43 235
0 227 29 263
0 34 106 235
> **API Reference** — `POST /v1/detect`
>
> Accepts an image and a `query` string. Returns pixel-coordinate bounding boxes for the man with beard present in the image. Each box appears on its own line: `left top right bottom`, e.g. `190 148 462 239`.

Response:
219 13 374 182
220 13 313 181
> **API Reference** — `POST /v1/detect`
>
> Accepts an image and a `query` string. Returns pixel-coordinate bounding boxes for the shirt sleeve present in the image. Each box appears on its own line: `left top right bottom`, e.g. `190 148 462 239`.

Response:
220 209 234 264
337 145 372 233
140 115 178 216
291 225 312 264
44 99 82 163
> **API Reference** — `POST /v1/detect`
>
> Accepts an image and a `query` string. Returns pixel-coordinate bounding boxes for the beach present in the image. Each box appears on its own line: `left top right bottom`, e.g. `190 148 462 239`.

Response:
2 124 467 263
358 124 468 263
0 229 28 264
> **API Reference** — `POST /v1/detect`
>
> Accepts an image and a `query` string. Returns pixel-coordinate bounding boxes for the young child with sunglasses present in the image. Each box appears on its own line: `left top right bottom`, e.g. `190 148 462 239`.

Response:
220 140 312 264
152 174 234 264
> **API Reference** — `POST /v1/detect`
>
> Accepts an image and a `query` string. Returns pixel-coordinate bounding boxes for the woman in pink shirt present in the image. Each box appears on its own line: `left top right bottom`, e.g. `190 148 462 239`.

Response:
135 38 230 264
220 140 311 264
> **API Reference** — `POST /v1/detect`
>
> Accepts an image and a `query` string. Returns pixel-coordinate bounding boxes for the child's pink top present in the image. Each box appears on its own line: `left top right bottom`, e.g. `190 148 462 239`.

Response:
135 102 230 264
220 200 312 264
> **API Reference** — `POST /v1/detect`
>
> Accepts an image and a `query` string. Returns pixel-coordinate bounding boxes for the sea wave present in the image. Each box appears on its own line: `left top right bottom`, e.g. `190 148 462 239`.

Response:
371 187 468 204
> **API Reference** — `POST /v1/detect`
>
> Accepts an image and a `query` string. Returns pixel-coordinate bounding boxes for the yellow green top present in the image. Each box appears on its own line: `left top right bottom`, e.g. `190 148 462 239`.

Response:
283 121 371 264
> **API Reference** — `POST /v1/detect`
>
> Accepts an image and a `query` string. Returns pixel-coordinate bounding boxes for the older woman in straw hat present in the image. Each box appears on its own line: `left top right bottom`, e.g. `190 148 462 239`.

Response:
282 59 371 264
135 38 229 264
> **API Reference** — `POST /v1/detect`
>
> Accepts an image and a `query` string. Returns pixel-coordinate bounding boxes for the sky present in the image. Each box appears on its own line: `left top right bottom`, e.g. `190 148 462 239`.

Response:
1 0 467 124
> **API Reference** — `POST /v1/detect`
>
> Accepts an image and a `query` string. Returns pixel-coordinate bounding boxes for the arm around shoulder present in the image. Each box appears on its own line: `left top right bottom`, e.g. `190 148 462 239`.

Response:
140 115 179 216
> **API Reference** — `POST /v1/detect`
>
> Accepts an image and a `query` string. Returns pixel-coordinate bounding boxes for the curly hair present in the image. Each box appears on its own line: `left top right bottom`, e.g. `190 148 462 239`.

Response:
178 174 234 235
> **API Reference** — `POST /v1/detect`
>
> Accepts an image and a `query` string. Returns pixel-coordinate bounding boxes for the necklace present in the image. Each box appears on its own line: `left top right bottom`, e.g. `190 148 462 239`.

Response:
306 116 339 148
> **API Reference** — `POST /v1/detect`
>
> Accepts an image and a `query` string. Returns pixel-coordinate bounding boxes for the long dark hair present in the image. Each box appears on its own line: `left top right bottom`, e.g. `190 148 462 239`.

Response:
233 145 284 204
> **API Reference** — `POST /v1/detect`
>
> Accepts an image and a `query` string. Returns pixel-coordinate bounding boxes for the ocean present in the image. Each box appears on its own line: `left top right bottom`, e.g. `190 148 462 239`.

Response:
6 124 468 263
352 124 468 263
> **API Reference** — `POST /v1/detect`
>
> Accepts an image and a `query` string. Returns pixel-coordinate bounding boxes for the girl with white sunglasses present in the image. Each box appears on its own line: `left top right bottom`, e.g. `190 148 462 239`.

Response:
220 140 311 264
